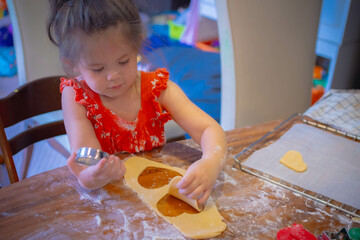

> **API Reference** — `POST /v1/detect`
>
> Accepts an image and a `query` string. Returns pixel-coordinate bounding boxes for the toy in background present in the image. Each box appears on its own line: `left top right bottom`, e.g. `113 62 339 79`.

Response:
311 66 325 106
0 0 7 18
141 0 219 55
167 9 186 41
311 56 330 105
177 0 219 53
0 0 16 77
277 222 360 240
141 10 186 54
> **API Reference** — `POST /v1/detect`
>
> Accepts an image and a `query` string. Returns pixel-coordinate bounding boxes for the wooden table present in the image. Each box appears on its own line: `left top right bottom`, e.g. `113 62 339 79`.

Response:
0 120 356 239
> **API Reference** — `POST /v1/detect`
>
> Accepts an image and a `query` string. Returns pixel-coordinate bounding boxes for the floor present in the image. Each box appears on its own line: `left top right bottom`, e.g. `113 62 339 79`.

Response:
0 76 68 188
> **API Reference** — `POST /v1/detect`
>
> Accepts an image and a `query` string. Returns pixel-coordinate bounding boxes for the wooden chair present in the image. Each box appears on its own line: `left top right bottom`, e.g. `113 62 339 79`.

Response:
0 76 67 184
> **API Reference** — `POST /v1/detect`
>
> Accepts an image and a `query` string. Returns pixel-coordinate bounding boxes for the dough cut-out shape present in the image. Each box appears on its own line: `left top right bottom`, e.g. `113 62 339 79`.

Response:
124 156 227 239
157 194 199 217
279 150 307 172
138 166 182 189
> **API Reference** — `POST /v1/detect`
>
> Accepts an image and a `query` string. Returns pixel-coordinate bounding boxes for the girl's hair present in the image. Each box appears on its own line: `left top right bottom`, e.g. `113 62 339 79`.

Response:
47 0 143 75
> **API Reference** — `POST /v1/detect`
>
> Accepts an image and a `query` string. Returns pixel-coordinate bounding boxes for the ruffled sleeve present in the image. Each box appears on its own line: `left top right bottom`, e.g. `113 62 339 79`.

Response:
150 68 172 123
60 77 76 93
151 68 169 98
59 77 96 108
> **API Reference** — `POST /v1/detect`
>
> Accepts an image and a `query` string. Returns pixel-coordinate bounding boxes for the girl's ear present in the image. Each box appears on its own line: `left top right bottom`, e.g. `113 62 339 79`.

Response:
61 57 79 76
61 57 72 68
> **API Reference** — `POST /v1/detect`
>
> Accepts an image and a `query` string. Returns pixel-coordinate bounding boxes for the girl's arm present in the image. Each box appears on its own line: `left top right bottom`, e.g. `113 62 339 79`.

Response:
61 87 102 151
62 86 125 189
158 81 228 204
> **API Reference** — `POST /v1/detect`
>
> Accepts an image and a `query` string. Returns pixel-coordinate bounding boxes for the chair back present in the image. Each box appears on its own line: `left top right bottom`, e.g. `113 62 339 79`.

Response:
0 76 66 183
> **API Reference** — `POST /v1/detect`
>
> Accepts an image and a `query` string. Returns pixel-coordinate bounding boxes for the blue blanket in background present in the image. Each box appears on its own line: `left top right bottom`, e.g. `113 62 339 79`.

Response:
142 46 221 123
0 46 16 77
0 25 17 77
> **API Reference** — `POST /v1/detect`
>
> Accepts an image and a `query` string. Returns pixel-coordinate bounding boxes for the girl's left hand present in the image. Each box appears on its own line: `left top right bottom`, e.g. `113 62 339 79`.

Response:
67 152 126 189
176 158 220 205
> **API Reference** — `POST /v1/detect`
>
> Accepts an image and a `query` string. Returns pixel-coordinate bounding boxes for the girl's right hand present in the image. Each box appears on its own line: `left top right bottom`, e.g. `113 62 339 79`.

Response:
67 152 126 189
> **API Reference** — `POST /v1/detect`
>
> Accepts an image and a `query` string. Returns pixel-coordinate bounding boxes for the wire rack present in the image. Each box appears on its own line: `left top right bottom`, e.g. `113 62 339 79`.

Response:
234 113 360 218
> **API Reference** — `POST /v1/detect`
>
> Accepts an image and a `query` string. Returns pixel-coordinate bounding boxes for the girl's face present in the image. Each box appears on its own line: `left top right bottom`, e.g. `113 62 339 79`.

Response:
75 25 139 99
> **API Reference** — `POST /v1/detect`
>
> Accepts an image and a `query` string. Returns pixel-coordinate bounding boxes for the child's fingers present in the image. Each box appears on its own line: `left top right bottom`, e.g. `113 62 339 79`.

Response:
67 152 83 176
177 172 196 189
197 189 211 205
118 159 126 174
92 158 108 173
187 185 205 199
100 155 126 180
66 152 77 165
111 157 126 180
178 178 199 196
107 155 118 163
106 155 120 170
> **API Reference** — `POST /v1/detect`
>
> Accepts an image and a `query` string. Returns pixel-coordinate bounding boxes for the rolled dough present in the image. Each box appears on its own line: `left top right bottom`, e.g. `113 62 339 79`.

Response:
168 176 204 212
124 156 227 239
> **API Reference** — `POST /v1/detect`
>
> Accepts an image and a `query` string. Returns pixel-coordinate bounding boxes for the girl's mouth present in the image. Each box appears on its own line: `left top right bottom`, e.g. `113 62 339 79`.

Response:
110 83 123 89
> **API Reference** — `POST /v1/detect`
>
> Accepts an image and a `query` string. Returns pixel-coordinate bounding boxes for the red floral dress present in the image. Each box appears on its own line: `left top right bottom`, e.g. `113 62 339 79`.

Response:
60 68 171 154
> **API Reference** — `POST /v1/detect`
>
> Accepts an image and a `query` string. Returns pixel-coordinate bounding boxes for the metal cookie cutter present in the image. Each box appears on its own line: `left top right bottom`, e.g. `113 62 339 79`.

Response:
75 147 109 166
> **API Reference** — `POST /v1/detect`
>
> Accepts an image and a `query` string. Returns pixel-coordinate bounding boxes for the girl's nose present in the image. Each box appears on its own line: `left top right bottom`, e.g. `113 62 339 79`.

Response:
107 71 120 81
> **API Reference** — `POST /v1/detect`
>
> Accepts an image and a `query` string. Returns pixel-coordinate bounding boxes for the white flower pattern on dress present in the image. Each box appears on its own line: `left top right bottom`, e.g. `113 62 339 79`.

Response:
61 69 171 154
151 78 158 89
134 145 139 152
132 131 137 138
151 135 159 146
151 117 157 127
101 131 110 139
93 114 102 122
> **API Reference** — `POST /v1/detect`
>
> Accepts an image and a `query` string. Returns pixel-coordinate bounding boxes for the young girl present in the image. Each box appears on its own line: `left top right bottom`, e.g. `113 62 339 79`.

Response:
47 0 227 205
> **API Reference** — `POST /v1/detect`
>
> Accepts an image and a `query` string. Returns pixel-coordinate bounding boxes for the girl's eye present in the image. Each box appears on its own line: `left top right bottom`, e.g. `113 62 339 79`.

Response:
92 67 104 72
119 59 129 65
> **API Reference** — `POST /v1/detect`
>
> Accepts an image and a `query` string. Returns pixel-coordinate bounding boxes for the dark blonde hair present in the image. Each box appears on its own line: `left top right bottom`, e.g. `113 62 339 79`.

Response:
47 0 143 75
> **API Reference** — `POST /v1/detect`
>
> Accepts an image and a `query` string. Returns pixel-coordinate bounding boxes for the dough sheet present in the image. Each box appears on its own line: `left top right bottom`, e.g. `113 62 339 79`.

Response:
124 156 227 239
